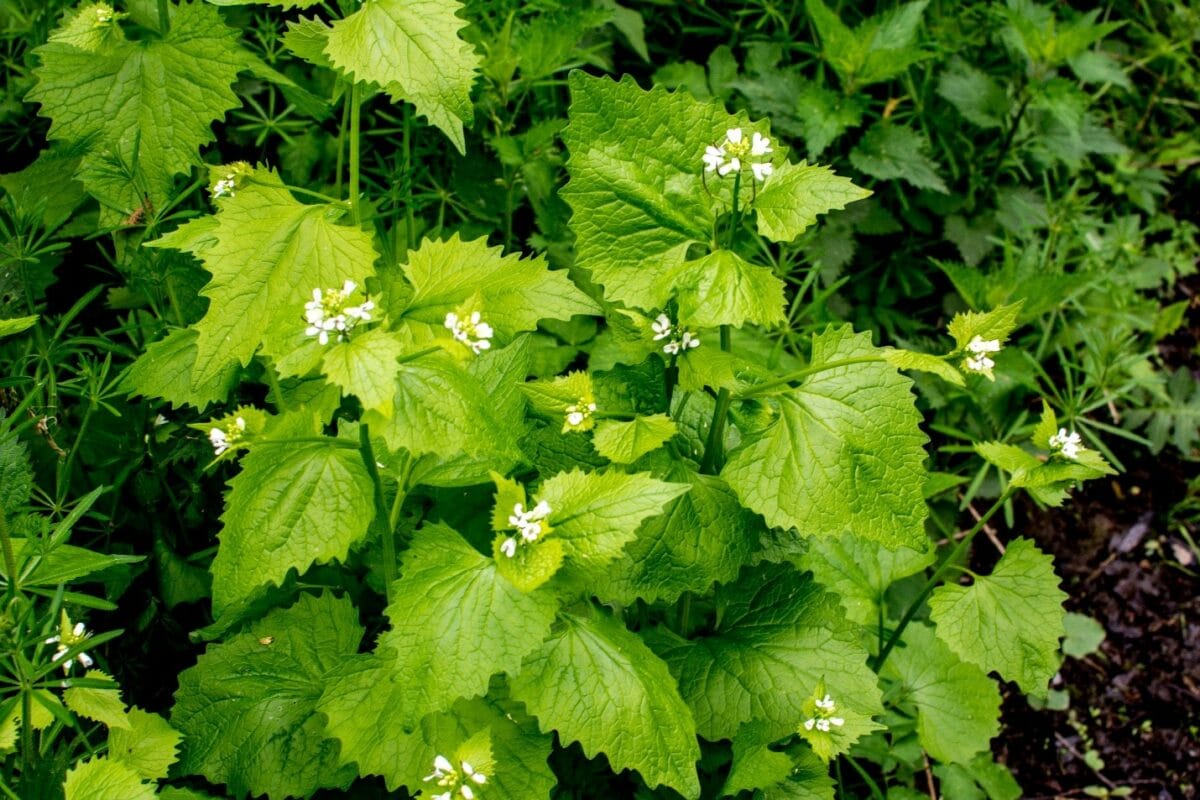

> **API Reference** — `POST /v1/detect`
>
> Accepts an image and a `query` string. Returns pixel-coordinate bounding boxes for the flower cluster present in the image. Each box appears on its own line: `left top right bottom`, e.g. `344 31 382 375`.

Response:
500 501 552 558
304 280 374 345
652 314 700 356
802 693 845 733
209 416 246 457
702 128 774 182
424 754 487 800
94 4 116 24
444 311 494 355
1048 428 1084 460
562 397 598 433
209 162 251 200
45 613 93 674
963 335 1001 376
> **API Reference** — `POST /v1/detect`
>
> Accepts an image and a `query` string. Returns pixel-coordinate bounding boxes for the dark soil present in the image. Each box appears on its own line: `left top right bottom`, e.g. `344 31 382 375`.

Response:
998 459 1200 799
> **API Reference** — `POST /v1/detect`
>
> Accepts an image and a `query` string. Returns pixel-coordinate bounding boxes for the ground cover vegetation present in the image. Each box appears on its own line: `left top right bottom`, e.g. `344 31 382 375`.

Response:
0 0 1196 798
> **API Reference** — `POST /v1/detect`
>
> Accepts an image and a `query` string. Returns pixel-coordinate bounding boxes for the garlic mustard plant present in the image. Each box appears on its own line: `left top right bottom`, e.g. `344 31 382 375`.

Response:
208 415 245 456
423 754 487 800
702 128 773 181
44 612 94 674
304 280 375 345
1049 428 1084 459
651 313 701 355
444 310 495 354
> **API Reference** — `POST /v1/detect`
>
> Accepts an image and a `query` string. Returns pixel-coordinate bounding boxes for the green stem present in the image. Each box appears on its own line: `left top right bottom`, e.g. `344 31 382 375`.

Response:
871 488 1016 671
157 0 169 34
358 425 396 600
0 513 18 596
402 105 416 250
348 82 362 225
262 362 289 412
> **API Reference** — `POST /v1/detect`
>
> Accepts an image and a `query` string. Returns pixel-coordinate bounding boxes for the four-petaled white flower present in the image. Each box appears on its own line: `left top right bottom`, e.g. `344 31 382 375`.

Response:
211 176 236 199
652 313 700 356
444 311 495 355
423 754 487 800
304 280 374 345
45 618 94 674
702 128 774 182
209 416 246 456
963 335 1001 375
802 693 845 733
501 500 553 558
1048 427 1084 460
562 397 598 433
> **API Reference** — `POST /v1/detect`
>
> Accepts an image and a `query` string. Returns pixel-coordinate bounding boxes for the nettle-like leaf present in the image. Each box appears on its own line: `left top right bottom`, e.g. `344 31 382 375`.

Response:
881 623 1000 765
324 0 480 153
63 670 129 730
149 170 378 389
592 414 677 464
510 612 701 798
209 426 374 616
805 0 930 88
929 538 1067 694
797 533 934 626
723 326 929 550
121 328 241 410
946 302 1023 352
725 724 833 800
675 250 787 329
173 593 362 798
108 708 183 782
850 124 948 194
319 328 406 416
29 2 252 197
64 758 155 800
647 563 883 747
752 161 871 244
400 234 599 336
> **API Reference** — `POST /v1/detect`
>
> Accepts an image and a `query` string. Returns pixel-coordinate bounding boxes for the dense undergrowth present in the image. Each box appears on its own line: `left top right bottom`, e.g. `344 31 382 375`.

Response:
0 1 1196 798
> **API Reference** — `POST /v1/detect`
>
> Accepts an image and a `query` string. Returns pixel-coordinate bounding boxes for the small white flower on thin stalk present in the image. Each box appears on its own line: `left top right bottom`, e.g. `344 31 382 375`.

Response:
651 314 673 342
502 501 553 558
45 617 94 674
562 397 598 433
963 335 1001 375
211 176 236 199
802 693 845 734
304 280 374 345
1048 428 1084 460
209 416 246 456
444 311 495 355
653 313 700 356
701 128 774 183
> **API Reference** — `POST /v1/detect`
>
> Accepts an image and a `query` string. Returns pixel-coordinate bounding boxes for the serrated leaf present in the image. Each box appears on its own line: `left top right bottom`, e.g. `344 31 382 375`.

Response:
930 538 1067 694
371 523 558 727
0 430 32 515
108 708 182 781
797 532 933 626
882 623 1000 764
63 670 129 730
173 593 362 798
947 302 1023 352
592 414 677 463
121 328 240 409
29 2 250 195
937 59 1008 129
753 161 871 243
400 234 598 336
723 326 928 550
324 0 479 153
510 612 701 798
64 758 155 800
883 348 964 386
536 469 690 566
850 124 947 193
210 433 374 616
724 722 834 800
648 563 883 746
320 328 404 416
675 250 787 327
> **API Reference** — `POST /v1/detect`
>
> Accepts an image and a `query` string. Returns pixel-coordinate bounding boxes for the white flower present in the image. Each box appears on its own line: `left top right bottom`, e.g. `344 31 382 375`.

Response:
702 145 727 173
463 762 487 785
751 131 773 157
1049 428 1084 460
963 335 1002 375
500 537 517 558
209 416 246 456
305 281 372 345
751 161 774 182
423 754 486 799
503 501 553 556
802 692 845 734
45 620 94 674
651 314 673 341
95 6 114 24
444 311 494 355
702 128 773 182
562 398 598 433
652 312 700 356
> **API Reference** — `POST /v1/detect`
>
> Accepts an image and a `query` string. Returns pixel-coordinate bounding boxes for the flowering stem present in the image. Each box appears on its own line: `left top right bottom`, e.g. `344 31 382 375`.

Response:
359 424 397 601
870 488 1017 672
699 325 734 475
348 81 362 225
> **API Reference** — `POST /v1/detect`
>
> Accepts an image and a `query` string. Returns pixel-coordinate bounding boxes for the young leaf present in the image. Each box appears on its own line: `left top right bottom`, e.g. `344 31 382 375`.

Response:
320 328 405 416
797 532 934 626
108 708 183 781
536 469 690 566
723 326 929 550
64 758 155 800
752 161 871 244
324 0 480 153
946 302 1023 352
850 124 948 194
510 612 701 799
881 623 1001 764
63 670 129 730
173 593 362 798
647 563 883 747
724 721 834 800
929 538 1068 694
121 328 240 409
210 431 374 616
592 414 677 463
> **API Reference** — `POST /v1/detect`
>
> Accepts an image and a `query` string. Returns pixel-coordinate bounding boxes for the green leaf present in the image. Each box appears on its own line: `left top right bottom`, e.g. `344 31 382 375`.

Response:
675 250 787 328
797 532 934 626
882 348 964 387
929 538 1067 694
121 328 240 409
372 523 558 727
29 2 249 194
63 670 129 730
108 708 182 781
64 758 155 800
0 430 32 516
1062 612 1105 659
849 124 948 193
150 170 378 387
752 161 871 244
173 593 362 798
592 414 677 463
0 316 37 338
4 538 142 586
881 623 1000 764
937 59 1009 129
806 0 929 88
207 0 322 7
562 72 760 310
947 302 1023 352
723 326 928 550
400 234 598 336
536 469 690 566
324 0 479 153
320 328 404 416
648 563 883 746
210 433 374 616
510 612 701 799
724 723 834 800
